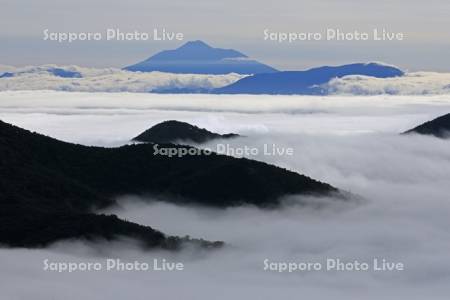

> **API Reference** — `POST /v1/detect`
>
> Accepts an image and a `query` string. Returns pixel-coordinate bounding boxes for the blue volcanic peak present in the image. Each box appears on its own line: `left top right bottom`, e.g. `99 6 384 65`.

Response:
150 40 245 61
214 62 404 95
124 40 278 74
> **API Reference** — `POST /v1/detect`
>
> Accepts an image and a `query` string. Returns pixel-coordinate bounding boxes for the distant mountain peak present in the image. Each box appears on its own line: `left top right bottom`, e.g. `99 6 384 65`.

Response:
179 40 213 49
174 40 247 59
124 40 277 74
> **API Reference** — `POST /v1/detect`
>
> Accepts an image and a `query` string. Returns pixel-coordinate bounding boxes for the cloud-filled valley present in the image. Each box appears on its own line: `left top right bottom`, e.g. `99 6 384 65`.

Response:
1 91 450 299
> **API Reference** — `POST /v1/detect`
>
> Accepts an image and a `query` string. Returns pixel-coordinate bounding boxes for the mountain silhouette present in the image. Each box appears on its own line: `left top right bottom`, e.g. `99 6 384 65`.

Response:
214 62 404 94
0 120 338 208
124 40 278 74
0 120 341 247
403 113 450 138
133 120 239 144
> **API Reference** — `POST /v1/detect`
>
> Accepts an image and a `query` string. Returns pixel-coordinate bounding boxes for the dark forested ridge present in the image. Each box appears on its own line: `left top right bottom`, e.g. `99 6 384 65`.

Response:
0 120 340 248
133 120 239 144
0 207 221 249
403 113 450 138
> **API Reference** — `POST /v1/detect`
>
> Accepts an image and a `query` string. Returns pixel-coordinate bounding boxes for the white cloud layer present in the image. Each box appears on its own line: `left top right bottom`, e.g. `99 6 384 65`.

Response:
1 91 449 146
325 72 450 95
0 65 246 92
0 92 450 299
2 65 450 95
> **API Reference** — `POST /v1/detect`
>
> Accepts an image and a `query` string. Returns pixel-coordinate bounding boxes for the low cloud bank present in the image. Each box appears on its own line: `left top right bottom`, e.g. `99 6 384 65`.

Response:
0 65 246 92
325 72 450 95
2 65 450 95
1 91 449 147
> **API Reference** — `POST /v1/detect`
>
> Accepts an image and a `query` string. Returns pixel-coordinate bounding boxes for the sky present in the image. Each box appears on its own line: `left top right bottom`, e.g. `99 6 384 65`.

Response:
1 0 450 71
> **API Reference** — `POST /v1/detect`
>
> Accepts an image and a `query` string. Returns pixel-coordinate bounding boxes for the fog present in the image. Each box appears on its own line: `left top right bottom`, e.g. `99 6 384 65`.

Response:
1 91 449 299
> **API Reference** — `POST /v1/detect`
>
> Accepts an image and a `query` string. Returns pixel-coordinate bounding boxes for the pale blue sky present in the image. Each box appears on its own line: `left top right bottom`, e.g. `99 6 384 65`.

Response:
1 0 449 71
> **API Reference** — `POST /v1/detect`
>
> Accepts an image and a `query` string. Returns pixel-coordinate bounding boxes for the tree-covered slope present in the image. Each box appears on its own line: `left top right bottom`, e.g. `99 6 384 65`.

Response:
0 120 341 248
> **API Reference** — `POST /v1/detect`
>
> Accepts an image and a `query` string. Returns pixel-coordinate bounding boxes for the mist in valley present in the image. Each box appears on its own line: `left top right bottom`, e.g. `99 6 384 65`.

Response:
1 91 449 299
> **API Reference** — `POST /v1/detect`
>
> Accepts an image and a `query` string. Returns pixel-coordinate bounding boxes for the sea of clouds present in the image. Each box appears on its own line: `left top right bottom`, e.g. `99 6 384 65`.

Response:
0 65 246 92
0 91 449 299
1 65 450 95
324 72 450 95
